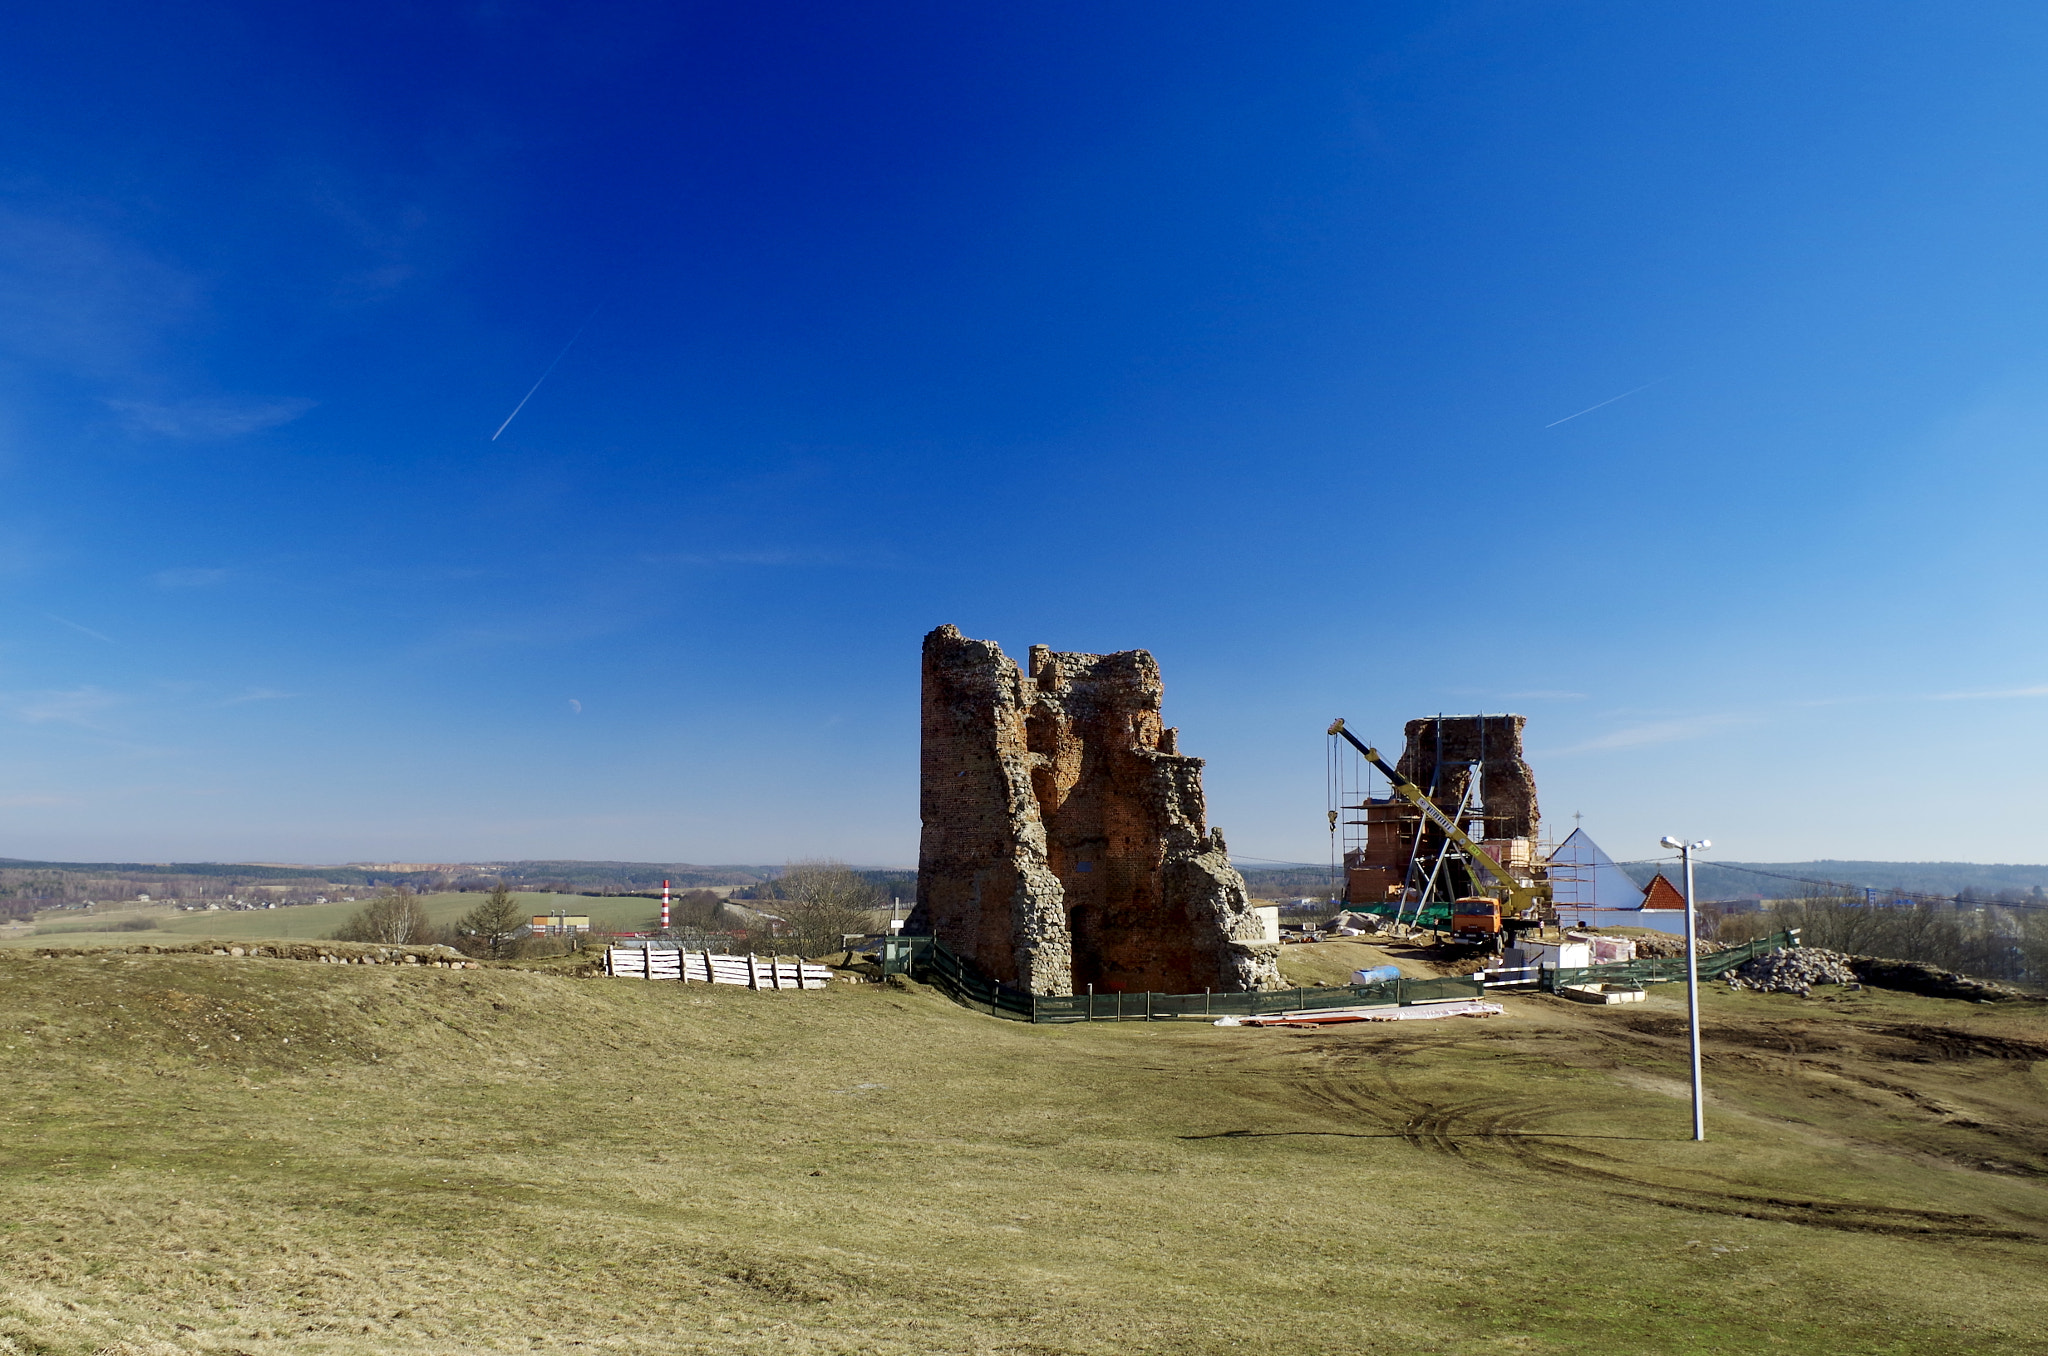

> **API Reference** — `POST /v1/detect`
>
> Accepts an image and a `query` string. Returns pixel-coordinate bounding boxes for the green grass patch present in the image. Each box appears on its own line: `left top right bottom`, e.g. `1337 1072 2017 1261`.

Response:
0 950 2044 1354
2 891 661 948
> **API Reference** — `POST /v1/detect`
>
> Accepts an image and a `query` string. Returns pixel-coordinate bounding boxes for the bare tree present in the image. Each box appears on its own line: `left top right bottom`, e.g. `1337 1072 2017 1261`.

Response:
663 889 724 933
332 886 438 945
773 860 883 958
1735 889 2047 989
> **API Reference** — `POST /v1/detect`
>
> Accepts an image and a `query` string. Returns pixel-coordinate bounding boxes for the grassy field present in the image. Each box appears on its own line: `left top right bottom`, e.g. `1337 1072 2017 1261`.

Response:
1 941 2045 1355
0 892 663 947
1271 937 1440 985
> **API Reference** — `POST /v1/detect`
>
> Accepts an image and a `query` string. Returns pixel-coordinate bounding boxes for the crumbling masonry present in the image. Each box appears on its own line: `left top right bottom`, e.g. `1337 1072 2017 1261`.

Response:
909 625 1281 996
1346 714 1542 904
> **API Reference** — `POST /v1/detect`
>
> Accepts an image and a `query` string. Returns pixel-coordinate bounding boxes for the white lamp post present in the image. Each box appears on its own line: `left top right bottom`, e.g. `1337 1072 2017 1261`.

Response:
1659 835 1711 1141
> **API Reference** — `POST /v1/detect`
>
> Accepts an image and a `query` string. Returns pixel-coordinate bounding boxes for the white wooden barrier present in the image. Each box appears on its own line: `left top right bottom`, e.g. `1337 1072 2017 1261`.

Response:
1475 964 1543 990
604 947 831 990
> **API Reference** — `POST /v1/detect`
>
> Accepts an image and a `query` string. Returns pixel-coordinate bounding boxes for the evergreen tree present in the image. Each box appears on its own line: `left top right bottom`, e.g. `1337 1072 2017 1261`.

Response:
457 882 525 959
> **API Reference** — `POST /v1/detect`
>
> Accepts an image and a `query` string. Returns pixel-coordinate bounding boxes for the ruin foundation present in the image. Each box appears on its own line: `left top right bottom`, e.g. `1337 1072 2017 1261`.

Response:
909 624 1281 996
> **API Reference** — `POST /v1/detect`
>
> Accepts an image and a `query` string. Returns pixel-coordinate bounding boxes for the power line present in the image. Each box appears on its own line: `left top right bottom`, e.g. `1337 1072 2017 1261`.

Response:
1634 859 2048 911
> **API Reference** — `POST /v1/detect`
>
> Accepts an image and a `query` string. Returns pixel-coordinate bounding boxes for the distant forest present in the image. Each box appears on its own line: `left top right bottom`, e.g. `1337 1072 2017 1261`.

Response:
1235 865 1339 899
1622 860 2048 906
0 857 781 921
1236 859 2048 908
0 858 904 921
10 855 2048 925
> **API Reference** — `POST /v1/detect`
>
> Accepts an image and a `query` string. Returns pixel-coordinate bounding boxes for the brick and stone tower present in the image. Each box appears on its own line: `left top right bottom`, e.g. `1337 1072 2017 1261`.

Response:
908 624 1280 996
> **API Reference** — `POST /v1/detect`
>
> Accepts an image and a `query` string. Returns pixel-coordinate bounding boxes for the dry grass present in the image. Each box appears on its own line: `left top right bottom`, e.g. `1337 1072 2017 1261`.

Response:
2 946 2046 1355
1272 938 1440 985
2 893 658 949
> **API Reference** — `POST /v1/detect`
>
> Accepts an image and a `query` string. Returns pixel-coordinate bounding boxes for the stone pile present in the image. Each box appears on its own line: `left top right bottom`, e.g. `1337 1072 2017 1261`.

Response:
1847 956 2046 1004
20 939 479 967
1726 946 1856 995
1629 933 1724 960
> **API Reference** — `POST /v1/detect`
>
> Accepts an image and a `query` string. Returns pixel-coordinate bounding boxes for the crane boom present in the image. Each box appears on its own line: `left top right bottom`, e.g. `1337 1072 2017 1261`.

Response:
1327 717 1545 917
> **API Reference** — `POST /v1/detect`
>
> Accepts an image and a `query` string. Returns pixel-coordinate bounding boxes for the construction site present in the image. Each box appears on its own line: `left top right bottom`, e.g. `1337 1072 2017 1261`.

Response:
1316 711 1678 967
907 626 1682 1014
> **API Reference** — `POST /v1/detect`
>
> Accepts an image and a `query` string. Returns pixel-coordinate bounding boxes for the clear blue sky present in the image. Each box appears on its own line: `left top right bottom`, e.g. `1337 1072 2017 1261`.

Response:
4 2 2047 867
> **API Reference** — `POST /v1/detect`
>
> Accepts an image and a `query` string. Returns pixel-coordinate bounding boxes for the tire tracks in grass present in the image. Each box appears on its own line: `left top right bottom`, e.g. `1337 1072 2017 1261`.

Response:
1234 1033 2047 1243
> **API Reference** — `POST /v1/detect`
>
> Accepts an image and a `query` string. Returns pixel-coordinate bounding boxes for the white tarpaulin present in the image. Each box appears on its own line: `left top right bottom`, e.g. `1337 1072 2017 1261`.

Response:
1547 828 1645 910
1216 1000 1504 1027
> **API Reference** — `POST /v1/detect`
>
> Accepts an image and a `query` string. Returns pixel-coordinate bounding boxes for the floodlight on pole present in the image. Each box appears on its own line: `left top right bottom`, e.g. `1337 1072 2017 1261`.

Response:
1662 835 1711 1141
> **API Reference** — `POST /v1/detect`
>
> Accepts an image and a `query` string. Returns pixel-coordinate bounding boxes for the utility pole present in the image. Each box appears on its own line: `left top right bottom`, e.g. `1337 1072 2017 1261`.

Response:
1660 836 1711 1141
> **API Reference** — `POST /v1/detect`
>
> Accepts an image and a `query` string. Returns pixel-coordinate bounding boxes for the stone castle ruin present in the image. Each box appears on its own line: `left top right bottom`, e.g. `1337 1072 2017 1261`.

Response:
1345 714 1541 904
909 625 1281 996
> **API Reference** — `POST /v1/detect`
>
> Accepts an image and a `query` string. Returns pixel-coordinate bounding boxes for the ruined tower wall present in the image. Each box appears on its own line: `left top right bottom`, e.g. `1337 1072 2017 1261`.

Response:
1341 714 1543 906
913 625 1279 996
914 630 1071 994
1395 714 1540 840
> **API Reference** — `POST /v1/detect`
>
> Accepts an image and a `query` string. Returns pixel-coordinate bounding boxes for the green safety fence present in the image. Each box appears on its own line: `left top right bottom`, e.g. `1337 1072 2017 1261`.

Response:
1339 900 1455 928
883 935 1483 1024
1545 929 1800 992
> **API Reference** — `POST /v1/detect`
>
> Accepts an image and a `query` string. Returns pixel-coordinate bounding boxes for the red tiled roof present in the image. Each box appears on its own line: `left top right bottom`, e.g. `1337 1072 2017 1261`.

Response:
1641 875 1688 910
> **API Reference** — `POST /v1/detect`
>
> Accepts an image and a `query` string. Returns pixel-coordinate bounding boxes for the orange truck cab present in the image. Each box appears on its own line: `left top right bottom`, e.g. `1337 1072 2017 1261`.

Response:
1450 896 1503 936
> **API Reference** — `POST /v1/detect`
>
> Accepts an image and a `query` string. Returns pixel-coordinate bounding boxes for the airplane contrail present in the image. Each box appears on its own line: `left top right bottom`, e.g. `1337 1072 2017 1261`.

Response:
1545 377 1667 428
491 310 599 441
47 613 116 644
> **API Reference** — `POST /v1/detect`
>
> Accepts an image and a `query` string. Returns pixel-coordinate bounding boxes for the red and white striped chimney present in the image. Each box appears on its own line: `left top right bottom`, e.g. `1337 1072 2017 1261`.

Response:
661 879 671 931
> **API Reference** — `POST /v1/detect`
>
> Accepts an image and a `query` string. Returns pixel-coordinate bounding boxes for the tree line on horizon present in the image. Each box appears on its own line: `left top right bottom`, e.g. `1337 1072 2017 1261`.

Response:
328 861 889 961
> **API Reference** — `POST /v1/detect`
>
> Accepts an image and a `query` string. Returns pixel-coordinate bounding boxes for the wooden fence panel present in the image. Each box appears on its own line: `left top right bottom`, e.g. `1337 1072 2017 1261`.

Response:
605 948 831 990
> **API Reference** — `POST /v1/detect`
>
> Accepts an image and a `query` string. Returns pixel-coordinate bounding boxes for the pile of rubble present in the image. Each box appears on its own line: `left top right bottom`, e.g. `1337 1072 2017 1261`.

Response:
1725 947 1857 995
1847 957 2046 1004
1629 932 1724 960
20 939 480 967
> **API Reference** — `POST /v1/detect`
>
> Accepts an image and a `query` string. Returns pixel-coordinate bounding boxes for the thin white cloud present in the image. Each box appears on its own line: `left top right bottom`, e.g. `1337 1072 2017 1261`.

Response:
152 566 231 589
1 686 126 729
635 547 902 569
1500 690 1588 700
109 396 315 440
0 792 76 807
46 612 116 644
0 209 315 446
218 687 300 707
1544 377 1669 428
639 550 812 567
0 207 198 377
1930 684 2048 701
1545 713 1753 755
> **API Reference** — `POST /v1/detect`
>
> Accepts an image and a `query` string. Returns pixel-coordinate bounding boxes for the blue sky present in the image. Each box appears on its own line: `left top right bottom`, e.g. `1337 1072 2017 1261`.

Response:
4 2 2048 867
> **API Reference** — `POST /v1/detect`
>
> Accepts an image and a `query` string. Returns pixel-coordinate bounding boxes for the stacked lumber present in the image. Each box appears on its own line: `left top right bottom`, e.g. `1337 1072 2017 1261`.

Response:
603 948 830 990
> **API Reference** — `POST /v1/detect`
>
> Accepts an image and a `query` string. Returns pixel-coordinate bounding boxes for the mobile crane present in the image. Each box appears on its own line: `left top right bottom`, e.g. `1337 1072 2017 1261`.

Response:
1327 717 1550 947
